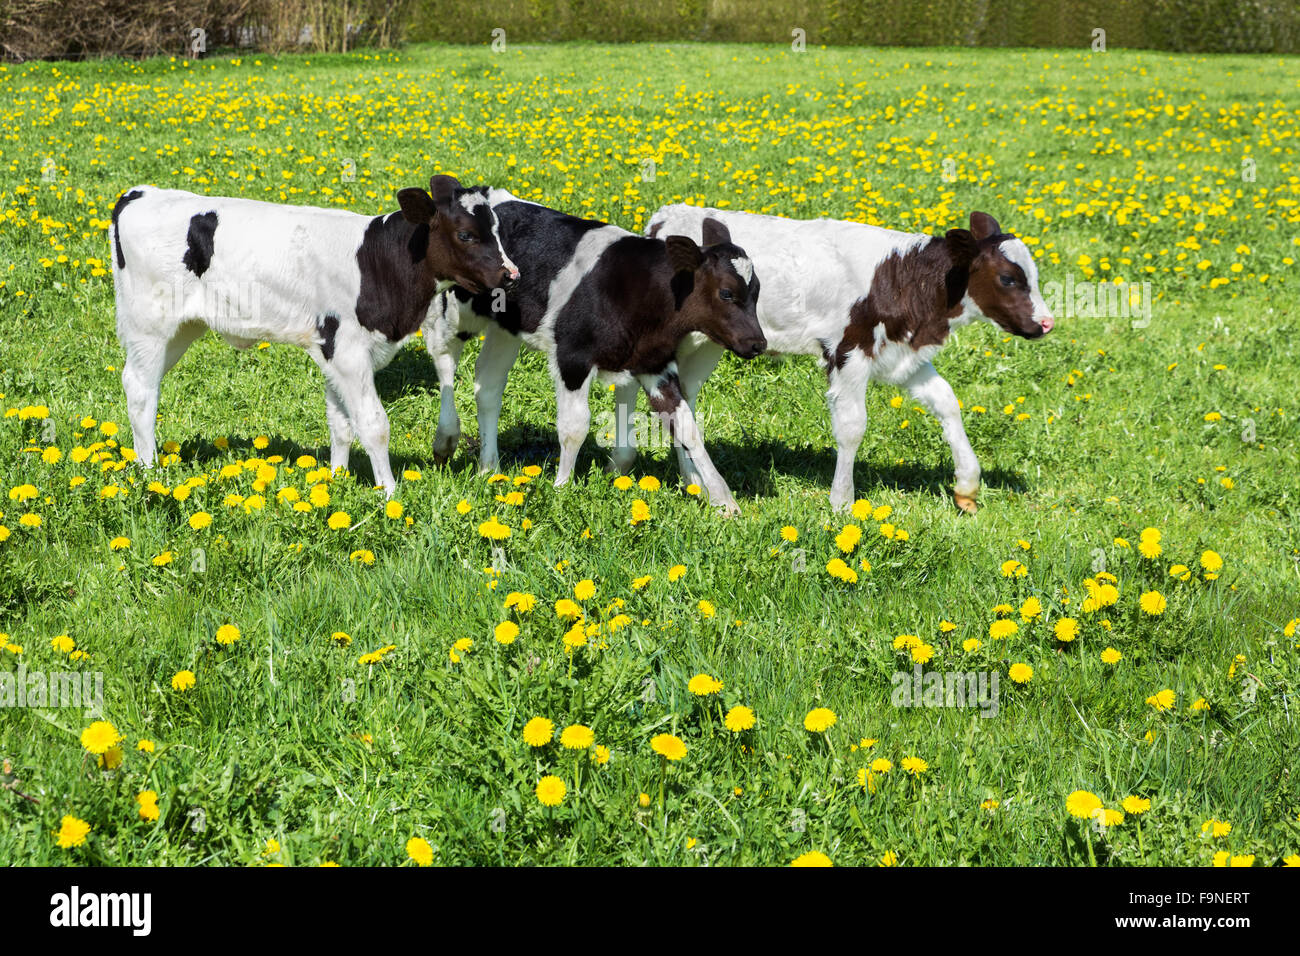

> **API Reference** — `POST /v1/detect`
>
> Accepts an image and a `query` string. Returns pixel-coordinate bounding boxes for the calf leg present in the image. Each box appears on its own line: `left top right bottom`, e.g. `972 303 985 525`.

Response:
904 361 981 514
429 338 465 464
473 324 521 474
826 349 871 512
553 368 595 487
609 380 640 474
673 341 724 489
642 372 738 514
324 345 395 495
121 322 205 466
121 337 166 467
424 293 468 465
323 382 354 475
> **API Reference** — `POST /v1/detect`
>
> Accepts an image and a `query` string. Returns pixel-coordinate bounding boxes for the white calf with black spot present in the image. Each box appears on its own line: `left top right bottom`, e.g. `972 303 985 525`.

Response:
111 177 515 495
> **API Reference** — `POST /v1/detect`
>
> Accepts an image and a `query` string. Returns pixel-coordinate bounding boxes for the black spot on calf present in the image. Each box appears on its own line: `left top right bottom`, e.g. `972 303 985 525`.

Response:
111 189 144 268
317 313 340 360
182 211 219 277
356 213 440 342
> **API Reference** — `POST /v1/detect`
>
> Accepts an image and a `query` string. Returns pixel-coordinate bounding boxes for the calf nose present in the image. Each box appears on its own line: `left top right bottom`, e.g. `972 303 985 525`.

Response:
1040 314 1055 333
746 336 767 358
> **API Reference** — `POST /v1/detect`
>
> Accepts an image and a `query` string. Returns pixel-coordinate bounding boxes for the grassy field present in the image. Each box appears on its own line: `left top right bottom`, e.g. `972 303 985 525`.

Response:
0 41 1298 867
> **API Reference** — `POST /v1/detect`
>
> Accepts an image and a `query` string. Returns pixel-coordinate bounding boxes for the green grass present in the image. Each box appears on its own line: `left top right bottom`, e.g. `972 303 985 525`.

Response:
0 42 1297 866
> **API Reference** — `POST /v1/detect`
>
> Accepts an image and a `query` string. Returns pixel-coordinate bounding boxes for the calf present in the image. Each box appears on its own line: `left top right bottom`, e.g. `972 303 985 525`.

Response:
422 194 766 512
111 176 517 494
642 206 1054 512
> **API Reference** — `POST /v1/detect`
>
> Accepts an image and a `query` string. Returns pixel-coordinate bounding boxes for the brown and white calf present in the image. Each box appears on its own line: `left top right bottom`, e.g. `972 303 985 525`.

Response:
423 194 766 512
111 175 517 494
642 207 1054 512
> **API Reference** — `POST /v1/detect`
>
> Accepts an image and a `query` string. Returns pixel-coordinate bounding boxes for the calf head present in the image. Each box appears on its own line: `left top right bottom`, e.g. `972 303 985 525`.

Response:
964 211 1054 338
665 218 767 359
397 175 519 294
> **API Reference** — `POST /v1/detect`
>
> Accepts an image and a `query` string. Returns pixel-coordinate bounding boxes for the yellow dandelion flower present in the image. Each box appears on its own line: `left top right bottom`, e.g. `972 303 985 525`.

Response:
406 837 433 866
55 815 91 848
80 720 122 755
1122 796 1151 815
1066 790 1102 819
560 724 595 750
791 851 833 867
1139 590 1167 615
1146 688 1176 711
688 673 723 695
724 705 755 733
522 717 554 747
650 733 687 760
803 707 837 733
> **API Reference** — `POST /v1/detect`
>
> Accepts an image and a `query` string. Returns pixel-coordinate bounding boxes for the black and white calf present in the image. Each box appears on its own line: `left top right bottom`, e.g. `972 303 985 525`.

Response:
643 206 1055 512
422 194 766 512
110 176 517 494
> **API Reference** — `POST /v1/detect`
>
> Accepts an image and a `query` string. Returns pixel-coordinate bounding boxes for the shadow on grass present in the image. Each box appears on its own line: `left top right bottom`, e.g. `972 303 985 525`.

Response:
488 426 1030 503
159 396 1027 504
374 346 442 399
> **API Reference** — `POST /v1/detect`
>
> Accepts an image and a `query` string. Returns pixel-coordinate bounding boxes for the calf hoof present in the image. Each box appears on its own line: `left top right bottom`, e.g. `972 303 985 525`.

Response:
431 434 459 465
953 492 979 515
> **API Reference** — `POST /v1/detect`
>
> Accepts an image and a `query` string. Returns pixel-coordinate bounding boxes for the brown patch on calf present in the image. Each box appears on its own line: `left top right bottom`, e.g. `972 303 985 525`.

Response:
832 228 978 369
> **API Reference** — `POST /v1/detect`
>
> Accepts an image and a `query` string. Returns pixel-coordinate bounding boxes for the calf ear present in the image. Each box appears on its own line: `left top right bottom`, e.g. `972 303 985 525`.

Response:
701 217 732 247
430 174 463 207
970 211 1001 241
945 228 980 268
665 235 705 274
943 229 979 310
398 187 437 224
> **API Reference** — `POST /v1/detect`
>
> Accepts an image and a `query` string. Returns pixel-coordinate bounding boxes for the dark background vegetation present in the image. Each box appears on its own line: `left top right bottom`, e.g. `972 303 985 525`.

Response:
1 0 1296 59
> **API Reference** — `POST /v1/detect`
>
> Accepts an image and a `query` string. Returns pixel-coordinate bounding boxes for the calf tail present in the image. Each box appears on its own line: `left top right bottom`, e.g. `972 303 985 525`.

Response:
110 186 150 273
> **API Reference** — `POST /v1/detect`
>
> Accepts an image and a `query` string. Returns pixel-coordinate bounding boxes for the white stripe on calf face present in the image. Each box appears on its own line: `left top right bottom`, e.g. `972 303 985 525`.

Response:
459 190 518 279
489 206 519 279
999 238 1052 324
731 256 753 284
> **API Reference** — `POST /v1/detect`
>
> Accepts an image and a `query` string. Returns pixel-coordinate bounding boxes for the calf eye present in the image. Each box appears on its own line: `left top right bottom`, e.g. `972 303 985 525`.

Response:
999 274 1017 288
719 289 735 302
457 231 475 243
